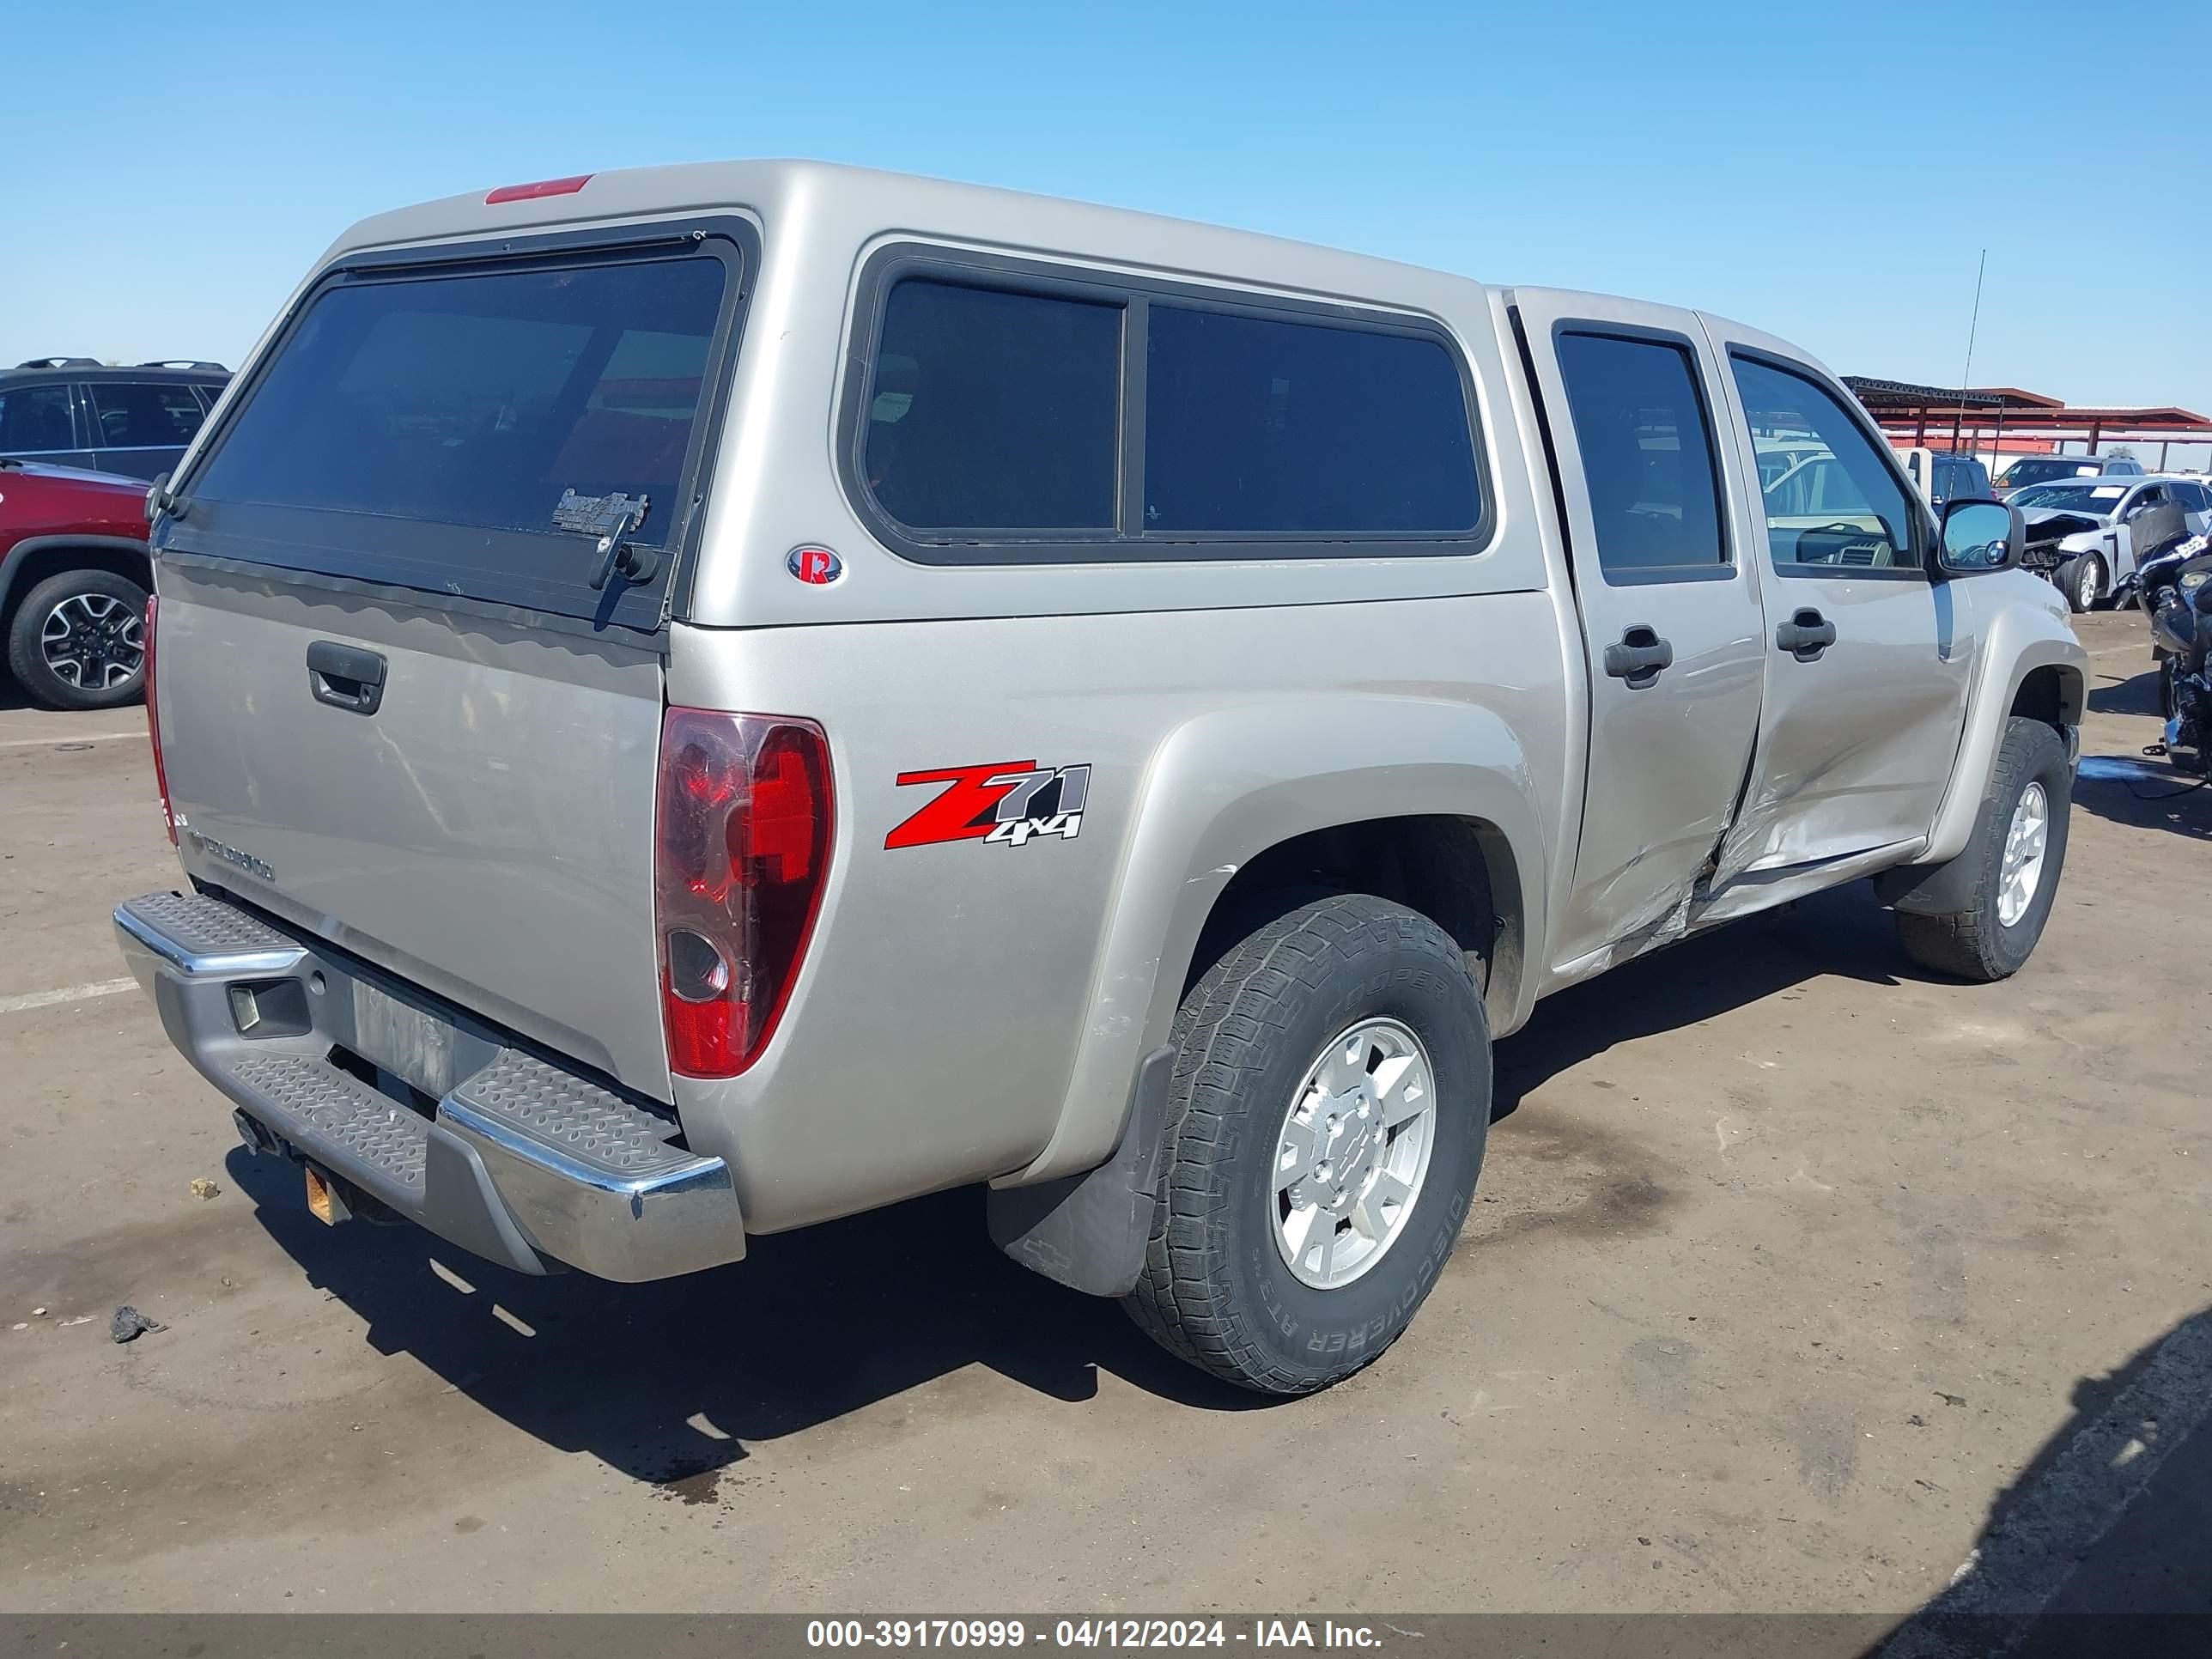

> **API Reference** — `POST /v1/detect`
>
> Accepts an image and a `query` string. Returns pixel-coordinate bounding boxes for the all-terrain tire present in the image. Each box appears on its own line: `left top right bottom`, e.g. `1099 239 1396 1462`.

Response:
1123 893 1490 1395
1896 717 2071 981
5 568 149 711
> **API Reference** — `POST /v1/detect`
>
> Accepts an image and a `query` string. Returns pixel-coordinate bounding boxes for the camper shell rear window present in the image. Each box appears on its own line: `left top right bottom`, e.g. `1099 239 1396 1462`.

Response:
171 219 754 634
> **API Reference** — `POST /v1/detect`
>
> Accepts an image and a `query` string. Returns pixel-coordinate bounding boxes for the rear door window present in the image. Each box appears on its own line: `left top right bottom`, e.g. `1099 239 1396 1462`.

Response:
1932 458 1987 501
0 383 78 453
185 246 735 625
1552 331 1728 577
88 382 208 450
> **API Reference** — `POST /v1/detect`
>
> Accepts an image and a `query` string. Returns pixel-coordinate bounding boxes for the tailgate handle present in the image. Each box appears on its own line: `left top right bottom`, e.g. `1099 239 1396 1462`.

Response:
307 641 387 715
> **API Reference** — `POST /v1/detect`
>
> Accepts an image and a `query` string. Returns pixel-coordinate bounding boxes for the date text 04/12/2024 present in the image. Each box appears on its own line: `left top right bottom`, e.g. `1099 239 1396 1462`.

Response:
805 1621 1385 1650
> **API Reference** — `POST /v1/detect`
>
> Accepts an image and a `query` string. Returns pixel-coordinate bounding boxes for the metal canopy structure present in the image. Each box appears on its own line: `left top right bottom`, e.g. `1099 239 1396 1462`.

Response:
1844 375 2212 468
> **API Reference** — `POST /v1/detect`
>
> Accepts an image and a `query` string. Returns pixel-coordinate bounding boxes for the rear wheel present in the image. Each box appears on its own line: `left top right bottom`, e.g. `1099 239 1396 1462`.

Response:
1896 717 2071 981
1124 893 1489 1395
5 568 149 711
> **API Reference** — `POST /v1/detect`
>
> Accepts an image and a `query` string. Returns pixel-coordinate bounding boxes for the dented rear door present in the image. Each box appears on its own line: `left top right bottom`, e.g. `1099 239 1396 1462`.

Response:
1508 289 1767 969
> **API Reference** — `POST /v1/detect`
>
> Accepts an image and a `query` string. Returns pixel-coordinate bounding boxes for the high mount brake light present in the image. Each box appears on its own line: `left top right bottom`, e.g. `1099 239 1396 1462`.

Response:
484 174 592 204
654 708 833 1078
144 594 175 845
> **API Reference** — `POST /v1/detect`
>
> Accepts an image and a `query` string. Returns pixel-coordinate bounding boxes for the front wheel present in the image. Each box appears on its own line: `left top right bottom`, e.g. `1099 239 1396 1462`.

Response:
2055 553 2104 614
1123 894 1490 1395
1896 717 2071 981
4 568 149 711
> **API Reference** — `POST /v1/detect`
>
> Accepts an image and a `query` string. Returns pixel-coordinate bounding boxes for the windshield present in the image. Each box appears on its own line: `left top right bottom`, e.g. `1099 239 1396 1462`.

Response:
2000 459 2090 488
2010 483 2126 514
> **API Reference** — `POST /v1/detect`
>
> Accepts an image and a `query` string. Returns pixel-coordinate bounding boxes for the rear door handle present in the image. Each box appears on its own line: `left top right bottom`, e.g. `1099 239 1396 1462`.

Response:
307 640 387 715
1776 609 1838 661
1602 624 1674 689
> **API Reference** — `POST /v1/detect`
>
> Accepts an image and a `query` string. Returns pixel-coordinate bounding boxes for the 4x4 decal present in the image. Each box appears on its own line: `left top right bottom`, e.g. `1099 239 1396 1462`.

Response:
885 761 1091 849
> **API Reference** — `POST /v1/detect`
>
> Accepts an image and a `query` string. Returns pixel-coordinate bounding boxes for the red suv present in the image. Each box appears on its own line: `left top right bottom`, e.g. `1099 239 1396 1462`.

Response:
0 459 152 709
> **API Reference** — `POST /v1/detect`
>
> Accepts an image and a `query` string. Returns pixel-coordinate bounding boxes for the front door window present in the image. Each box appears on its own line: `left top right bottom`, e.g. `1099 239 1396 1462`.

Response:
1733 357 1921 572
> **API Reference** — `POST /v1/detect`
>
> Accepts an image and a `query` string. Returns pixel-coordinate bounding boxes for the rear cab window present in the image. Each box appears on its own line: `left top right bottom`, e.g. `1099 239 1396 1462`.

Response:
172 222 751 633
847 250 1488 563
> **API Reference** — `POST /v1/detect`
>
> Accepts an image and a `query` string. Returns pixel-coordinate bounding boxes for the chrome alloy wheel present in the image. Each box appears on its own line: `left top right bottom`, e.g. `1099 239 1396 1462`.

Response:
40 592 144 690
1272 1018 1437 1290
1998 781 2049 928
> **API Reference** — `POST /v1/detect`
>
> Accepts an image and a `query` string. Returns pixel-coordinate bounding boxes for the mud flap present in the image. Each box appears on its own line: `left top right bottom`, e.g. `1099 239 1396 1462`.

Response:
988 1045 1175 1298
1874 852 1980 917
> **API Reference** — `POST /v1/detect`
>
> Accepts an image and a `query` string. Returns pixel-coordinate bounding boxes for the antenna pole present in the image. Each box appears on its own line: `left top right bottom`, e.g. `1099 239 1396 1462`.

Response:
1954 248 1987 455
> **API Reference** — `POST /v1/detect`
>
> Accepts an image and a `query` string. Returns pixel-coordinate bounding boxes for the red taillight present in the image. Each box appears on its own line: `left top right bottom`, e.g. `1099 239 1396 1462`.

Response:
485 173 592 204
654 708 833 1078
143 593 175 845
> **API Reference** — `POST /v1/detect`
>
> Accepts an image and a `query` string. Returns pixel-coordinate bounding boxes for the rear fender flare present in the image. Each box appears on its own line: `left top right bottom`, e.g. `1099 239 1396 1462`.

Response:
1006 695 1547 1185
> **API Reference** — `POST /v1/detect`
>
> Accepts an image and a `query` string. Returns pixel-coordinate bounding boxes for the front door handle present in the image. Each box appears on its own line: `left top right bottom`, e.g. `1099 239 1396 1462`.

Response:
307 640 387 715
1602 624 1674 689
1776 609 1838 662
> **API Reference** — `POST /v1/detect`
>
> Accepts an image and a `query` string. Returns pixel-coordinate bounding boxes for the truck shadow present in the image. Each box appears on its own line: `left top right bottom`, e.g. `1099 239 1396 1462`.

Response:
225 1144 1257 1492
1493 878 1905 1121
227 880 1913 1491
2085 665 2158 717
1871 1304 2212 1657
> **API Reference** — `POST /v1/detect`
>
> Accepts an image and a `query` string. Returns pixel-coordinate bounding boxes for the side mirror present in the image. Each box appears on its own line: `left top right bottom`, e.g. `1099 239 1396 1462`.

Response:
1936 497 2023 575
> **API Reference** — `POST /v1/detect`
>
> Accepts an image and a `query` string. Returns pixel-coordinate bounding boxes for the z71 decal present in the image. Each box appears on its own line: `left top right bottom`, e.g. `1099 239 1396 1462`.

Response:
885 761 1091 850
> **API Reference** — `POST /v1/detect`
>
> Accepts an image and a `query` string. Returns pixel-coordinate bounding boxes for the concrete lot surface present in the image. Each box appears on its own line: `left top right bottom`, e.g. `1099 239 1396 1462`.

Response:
2 611 2208 1623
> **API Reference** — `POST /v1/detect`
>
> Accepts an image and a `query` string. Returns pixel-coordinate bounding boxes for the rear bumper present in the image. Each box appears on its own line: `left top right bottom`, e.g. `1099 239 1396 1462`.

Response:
114 890 745 1281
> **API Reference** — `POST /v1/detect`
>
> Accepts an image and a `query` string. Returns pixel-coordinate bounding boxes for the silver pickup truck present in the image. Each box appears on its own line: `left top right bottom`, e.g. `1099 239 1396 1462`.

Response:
116 161 2085 1395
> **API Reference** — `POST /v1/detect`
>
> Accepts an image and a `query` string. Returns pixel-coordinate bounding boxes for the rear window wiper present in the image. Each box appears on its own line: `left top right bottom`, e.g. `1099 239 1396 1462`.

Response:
552 489 657 590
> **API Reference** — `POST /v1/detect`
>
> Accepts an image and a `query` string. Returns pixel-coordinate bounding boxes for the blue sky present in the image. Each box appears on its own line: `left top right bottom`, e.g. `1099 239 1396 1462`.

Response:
9 0 2208 443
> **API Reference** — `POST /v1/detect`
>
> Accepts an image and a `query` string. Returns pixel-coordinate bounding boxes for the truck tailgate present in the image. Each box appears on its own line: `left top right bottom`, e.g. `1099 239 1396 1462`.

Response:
155 562 671 1097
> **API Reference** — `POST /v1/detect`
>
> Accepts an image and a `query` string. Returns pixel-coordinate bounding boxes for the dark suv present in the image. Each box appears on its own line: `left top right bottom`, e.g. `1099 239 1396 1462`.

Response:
0 359 228 481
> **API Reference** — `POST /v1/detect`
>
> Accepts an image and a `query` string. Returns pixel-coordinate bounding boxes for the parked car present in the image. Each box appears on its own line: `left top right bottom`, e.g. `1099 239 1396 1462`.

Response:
2013 475 2212 611
1898 447 1992 511
0 361 228 482
0 458 152 708
115 161 2085 1396
1993 453 2144 497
